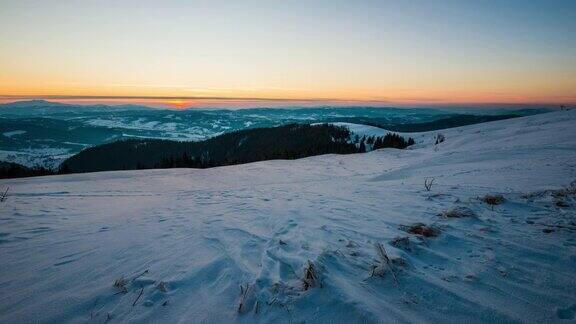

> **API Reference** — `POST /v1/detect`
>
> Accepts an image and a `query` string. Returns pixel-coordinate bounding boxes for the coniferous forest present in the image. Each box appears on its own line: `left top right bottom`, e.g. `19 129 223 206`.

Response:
60 124 414 174
0 161 55 179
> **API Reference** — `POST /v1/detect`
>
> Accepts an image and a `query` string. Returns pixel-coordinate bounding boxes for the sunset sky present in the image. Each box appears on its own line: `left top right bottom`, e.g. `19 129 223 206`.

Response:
1 0 575 108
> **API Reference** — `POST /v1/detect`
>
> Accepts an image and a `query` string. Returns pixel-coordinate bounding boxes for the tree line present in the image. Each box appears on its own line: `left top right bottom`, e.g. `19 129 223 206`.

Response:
60 124 414 174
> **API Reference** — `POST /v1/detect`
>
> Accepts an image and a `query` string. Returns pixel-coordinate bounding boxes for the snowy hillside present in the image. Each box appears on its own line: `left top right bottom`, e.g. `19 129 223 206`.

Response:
332 122 395 137
0 110 575 323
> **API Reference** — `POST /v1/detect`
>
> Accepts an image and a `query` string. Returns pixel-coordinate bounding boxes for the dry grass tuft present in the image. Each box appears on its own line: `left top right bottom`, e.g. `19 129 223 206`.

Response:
522 181 576 200
303 260 321 290
113 269 149 295
434 133 445 145
401 223 440 237
113 277 128 294
424 177 435 191
237 283 251 313
482 194 505 206
372 243 399 285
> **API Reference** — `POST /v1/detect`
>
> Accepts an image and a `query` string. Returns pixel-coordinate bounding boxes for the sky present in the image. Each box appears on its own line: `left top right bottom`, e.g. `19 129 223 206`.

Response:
0 0 575 108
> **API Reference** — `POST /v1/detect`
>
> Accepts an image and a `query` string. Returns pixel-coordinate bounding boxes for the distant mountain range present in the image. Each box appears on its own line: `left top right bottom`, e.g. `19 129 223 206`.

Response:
0 100 553 116
0 100 153 115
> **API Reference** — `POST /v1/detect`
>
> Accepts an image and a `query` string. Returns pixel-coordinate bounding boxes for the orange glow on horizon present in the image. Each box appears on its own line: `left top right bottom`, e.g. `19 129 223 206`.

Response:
164 99 189 109
0 85 574 109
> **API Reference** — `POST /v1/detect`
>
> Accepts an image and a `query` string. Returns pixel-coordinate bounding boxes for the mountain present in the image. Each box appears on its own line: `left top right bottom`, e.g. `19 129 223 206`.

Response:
0 109 574 322
0 99 66 108
0 100 153 116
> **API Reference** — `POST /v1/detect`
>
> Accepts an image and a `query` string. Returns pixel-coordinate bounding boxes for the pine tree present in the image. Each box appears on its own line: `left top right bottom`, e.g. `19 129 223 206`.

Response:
359 139 366 152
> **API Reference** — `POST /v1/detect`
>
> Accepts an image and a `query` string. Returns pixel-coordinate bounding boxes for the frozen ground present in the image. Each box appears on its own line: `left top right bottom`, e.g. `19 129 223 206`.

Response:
0 110 575 323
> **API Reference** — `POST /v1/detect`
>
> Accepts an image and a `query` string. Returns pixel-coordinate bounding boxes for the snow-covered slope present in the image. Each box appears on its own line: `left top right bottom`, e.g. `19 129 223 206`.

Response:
1 110 575 323
332 122 395 137
327 122 415 152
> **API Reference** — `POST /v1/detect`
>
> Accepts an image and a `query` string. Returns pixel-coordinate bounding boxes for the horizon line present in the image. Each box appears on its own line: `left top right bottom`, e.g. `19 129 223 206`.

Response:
0 95 572 108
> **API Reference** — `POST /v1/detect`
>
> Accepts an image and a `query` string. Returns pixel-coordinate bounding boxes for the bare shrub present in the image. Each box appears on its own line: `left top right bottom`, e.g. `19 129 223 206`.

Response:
424 177 435 191
400 223 440 237
0 187 8 202
372 243 399 285
435 133 445 145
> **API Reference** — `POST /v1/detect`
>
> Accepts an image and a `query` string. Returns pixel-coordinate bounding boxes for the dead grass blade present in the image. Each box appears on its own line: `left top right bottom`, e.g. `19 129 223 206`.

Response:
374 242 398 286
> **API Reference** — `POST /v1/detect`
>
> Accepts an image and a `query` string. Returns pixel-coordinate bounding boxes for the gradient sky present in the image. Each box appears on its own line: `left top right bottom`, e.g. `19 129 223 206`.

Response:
1 0 575 108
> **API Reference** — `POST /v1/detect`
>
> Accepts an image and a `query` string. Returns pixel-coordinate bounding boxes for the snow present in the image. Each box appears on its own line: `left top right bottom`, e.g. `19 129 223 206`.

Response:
332 122 395 138
1 110 576 323
0 148 72 169
2 130 26 138
328 122 413 152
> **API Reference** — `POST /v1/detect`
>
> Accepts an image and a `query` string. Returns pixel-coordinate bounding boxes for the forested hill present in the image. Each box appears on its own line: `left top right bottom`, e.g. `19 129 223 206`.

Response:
60 124 414 174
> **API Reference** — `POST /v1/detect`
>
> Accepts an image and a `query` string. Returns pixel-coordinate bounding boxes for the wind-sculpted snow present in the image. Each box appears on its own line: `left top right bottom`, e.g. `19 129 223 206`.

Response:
0 110 575 323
